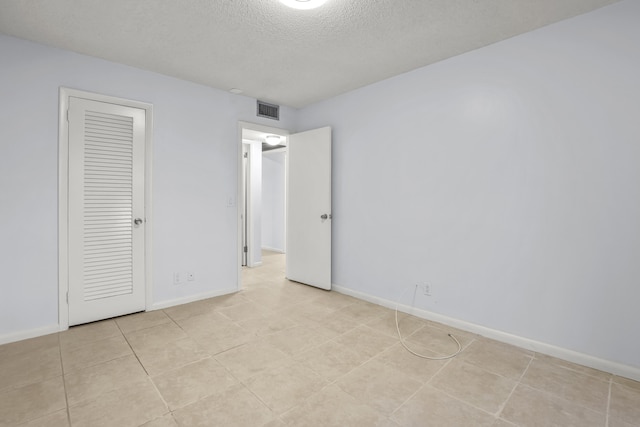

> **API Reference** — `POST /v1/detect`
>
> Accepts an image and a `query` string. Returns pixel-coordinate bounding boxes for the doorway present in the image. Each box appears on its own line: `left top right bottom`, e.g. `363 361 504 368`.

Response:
237 122 332 291
238 123 288 274
59 88 153 329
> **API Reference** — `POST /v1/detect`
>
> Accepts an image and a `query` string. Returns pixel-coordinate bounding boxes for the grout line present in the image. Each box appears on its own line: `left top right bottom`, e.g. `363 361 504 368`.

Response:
115 319 152 378
495 354 534 419
57 332 73 426
605 376 612 427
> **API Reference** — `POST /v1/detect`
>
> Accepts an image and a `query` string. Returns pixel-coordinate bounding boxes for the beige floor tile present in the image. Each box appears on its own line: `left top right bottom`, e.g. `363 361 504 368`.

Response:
333 325 397 358
521 358 609 413
139 414 178 427
152 357 238 410
0 344 61 392
241 271 270 287
218 301 271 322
333 301 391 324
115 310 173 334
217 301 273 322
17 409 69 427
58 320 121 351
194 323 257 356
163 299 218 322
391 385 496 427
430 359 516 414
174 311 238 339
336 359 422 415
405 324 474 357
279 301 337 324
500 384 605 427
238 314 299 336
0 333 58 359
61 334 132 373
309 291 361 311
295 340 371 382
134 338 208 376
262 419 288 427
68 378 167 427
245 362 327 414
613 375 640 391
608 420 638 427
207 292 252 310
492 419 518 427
309 312 361 338
258 324 333 356
124 321 187 353
366 311 426 339
609 382 640 426
374 342 449 383
215 340 290 380
172 383 275 427
281 384 393 427
459 338 533 379
279 282 326 302
64 354 148 406
241 287 299 308
534 353 612 382
0 376 66 426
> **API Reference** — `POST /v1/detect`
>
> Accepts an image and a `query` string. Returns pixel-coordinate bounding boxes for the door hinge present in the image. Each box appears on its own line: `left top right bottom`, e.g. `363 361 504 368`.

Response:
243 246 248 253
66 291 68 303
66 109 69 122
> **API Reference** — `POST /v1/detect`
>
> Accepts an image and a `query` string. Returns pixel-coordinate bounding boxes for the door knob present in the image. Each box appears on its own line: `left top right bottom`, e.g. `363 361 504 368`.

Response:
320 214 332 220
134 218 143 226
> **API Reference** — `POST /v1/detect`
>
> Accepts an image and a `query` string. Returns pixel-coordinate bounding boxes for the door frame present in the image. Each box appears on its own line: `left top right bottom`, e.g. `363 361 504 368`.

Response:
236 121 289 289
58 87 154 330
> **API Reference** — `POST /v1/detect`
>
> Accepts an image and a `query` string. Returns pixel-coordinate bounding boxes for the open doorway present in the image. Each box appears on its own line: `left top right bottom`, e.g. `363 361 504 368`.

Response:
238 122 288 287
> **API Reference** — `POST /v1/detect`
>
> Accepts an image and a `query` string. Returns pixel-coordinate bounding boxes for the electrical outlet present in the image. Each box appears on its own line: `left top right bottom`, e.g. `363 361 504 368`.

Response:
173 272 182 285
187 272 195 282
423 284 431 296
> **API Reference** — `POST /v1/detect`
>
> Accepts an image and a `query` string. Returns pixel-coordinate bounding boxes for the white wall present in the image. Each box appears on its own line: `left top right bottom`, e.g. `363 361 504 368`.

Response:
0 34 296 340
297 0 640 371
262 150 286 252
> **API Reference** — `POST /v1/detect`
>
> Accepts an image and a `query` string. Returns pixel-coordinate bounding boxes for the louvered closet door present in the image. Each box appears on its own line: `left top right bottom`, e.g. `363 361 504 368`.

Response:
68 97 146 326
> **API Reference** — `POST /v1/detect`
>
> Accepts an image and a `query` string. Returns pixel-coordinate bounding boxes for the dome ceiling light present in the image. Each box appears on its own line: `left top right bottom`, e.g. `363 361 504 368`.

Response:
279 0 327 10
265 135 282 146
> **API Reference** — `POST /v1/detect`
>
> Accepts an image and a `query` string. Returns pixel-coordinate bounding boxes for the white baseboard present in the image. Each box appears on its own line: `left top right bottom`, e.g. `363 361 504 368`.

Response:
150 287 239 311
332 284 640 382
0 324 62 346
262 247 285 254
0 288 240 346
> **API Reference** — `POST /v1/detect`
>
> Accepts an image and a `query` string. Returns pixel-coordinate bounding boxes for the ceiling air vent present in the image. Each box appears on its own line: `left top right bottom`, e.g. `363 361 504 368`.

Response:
257 101 279 120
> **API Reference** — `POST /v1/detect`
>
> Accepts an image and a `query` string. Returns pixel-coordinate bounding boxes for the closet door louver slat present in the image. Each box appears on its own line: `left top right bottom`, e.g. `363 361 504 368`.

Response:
82 111 135 301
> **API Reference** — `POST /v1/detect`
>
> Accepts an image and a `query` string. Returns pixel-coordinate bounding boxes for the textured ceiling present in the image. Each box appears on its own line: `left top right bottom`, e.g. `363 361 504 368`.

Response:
0 0 619 108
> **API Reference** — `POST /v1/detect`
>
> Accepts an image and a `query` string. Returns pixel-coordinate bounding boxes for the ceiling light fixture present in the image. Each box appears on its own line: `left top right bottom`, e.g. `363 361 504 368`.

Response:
279 0 327 10
265 135 281 146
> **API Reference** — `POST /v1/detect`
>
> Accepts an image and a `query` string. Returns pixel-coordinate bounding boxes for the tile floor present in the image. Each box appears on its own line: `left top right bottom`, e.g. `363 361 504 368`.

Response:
1 251 639 426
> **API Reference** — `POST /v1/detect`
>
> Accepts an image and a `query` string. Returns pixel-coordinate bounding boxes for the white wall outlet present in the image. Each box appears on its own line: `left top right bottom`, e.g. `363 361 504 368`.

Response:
423 284 431 296
187 272 195 281
173 272 182 285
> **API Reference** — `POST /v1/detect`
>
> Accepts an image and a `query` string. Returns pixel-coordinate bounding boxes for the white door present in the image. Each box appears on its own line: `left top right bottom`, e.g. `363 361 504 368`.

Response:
286 127 332 290
68 97 146 325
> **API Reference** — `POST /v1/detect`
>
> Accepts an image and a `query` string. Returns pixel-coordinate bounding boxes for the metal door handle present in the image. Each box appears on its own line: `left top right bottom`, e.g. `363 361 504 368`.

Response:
320 214 332 220
134 218 143 226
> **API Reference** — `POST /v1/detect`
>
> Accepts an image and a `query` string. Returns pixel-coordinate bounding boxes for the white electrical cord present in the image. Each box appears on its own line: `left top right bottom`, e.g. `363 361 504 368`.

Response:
395 284 462 360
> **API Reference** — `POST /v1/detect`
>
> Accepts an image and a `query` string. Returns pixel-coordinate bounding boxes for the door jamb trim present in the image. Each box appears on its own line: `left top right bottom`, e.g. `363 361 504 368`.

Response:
58 87 153 330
